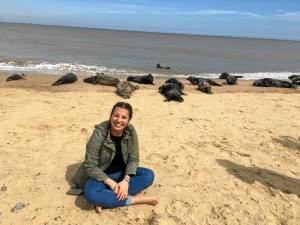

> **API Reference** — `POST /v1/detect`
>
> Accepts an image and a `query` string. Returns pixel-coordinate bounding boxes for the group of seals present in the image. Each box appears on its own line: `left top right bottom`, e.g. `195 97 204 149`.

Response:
5 71 298 101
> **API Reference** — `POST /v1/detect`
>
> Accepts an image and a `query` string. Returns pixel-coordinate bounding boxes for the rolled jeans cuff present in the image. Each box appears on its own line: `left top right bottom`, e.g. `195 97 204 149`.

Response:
125 195 132 206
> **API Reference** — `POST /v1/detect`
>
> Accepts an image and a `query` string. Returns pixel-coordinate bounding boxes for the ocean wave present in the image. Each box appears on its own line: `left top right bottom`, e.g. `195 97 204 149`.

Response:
0 58 298 80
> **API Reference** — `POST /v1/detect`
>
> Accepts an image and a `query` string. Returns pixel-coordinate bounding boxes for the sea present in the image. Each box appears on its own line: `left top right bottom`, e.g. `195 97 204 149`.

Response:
1 22 300 80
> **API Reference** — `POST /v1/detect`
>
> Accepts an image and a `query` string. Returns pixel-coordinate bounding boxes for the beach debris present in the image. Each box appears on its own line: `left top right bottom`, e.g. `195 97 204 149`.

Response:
158 83 186 102
127 74 154 85
116 81 139 99
83 73 120 86
6 73 26 82
198 80 213 94
1 185 7 191
51 72 77 86
11 202 25 212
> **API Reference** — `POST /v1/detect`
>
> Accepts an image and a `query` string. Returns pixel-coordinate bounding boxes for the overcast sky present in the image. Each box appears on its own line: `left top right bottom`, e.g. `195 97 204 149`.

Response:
0 0 299 40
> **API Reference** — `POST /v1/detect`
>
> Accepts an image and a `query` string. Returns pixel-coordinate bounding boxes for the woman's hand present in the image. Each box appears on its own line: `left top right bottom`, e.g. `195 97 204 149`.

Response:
113 180 129 201
103 178 117 191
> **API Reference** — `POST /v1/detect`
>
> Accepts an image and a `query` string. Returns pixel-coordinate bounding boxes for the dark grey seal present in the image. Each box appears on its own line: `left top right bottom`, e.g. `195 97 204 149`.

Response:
127 74 154 85
187 76 222 86
226 75 238 85
291 78 300 85
158 83 185 102
288 75 300 80
156 63 170 69
165 78 184 90
253 78 298 88
52 73 77 86
219 72 243 79
116 81 139 99
198 80 212 94
6 73 26 81
83 73 120 86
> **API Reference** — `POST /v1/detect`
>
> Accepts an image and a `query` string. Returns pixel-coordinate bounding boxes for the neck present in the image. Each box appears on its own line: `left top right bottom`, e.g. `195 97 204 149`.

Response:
110 130 123 137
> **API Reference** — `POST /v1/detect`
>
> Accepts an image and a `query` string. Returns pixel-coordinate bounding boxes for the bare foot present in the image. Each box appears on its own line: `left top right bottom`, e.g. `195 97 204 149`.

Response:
131 195 158 206
95 205 102 213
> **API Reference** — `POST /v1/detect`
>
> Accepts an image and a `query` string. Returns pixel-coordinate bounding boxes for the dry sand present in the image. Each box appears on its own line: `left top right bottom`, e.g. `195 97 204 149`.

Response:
0 73 299 225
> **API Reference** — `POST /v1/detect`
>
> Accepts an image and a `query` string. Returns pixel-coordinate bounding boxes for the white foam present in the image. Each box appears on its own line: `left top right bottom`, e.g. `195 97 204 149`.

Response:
0 60 298 80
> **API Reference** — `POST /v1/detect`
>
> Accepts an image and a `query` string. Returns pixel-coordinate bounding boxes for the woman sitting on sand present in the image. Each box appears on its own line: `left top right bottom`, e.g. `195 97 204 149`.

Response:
83 102 158 213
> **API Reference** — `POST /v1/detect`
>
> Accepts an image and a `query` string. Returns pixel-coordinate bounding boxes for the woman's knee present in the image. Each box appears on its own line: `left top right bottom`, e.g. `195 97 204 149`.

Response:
138 167 155 186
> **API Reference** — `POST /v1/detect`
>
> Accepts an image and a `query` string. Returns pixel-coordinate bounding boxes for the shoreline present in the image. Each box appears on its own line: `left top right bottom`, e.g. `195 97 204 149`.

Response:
1 73 299 94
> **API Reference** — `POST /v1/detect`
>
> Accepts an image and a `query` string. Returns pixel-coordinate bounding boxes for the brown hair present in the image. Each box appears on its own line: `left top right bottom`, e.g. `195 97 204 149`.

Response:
109 102 133 120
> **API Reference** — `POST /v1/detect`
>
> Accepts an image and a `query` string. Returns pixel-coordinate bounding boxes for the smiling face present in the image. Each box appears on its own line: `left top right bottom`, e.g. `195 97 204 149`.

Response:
110 107 131 137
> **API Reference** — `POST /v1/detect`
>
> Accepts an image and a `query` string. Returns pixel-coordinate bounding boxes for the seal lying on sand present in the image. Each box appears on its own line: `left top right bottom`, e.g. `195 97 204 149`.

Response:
159 83 185 102
83 73 120 86
288 75 300 80
253 78 298 88
291 78 300 85
226 75 238 85
165 78 184 90
156 63 170 69
288 75 300 85
127 74 154 85
198 80 212 94
219 72 243 79
52 73 77 86
187 76 222 86
116 81 139 99
6 73 26 81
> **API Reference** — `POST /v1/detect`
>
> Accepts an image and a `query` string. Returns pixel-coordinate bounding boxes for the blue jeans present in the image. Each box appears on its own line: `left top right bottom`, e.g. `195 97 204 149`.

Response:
84 167 154 208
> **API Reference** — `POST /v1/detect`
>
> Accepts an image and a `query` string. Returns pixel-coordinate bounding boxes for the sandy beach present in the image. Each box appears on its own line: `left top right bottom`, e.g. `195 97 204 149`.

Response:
0 73 299 225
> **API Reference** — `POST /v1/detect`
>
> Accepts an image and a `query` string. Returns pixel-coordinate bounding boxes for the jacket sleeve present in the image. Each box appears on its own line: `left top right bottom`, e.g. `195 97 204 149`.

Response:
125 127 139 176
83 129 109 181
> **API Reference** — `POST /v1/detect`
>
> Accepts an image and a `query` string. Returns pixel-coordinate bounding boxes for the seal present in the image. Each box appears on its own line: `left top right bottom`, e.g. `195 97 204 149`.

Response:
288 75 300 80
156 63 170 69
253 78 298 88
158 83 185 102
219 72 243 79
198 80 212 94
127 74 154 85
6 73 26 82
187 76 222 86
226 75 238 85
292 78 300 85
52 73 77 86
116 81 139 99
83 73 120 86
165 78 184 90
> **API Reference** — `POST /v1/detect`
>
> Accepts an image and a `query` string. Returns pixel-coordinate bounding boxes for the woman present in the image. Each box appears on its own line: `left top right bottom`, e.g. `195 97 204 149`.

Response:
83 102 158 213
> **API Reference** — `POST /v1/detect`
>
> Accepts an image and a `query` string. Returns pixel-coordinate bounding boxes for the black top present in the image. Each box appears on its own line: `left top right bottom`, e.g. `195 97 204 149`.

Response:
104 133 126 174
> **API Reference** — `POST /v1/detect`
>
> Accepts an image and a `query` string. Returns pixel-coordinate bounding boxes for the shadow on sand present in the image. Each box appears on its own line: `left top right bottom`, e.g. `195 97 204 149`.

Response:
217 159 300 197
272 135 300 152
65 162 93 211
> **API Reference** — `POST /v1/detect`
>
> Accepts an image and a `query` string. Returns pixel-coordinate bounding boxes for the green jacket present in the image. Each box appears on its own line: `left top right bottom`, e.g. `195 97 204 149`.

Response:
83 121 139 181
